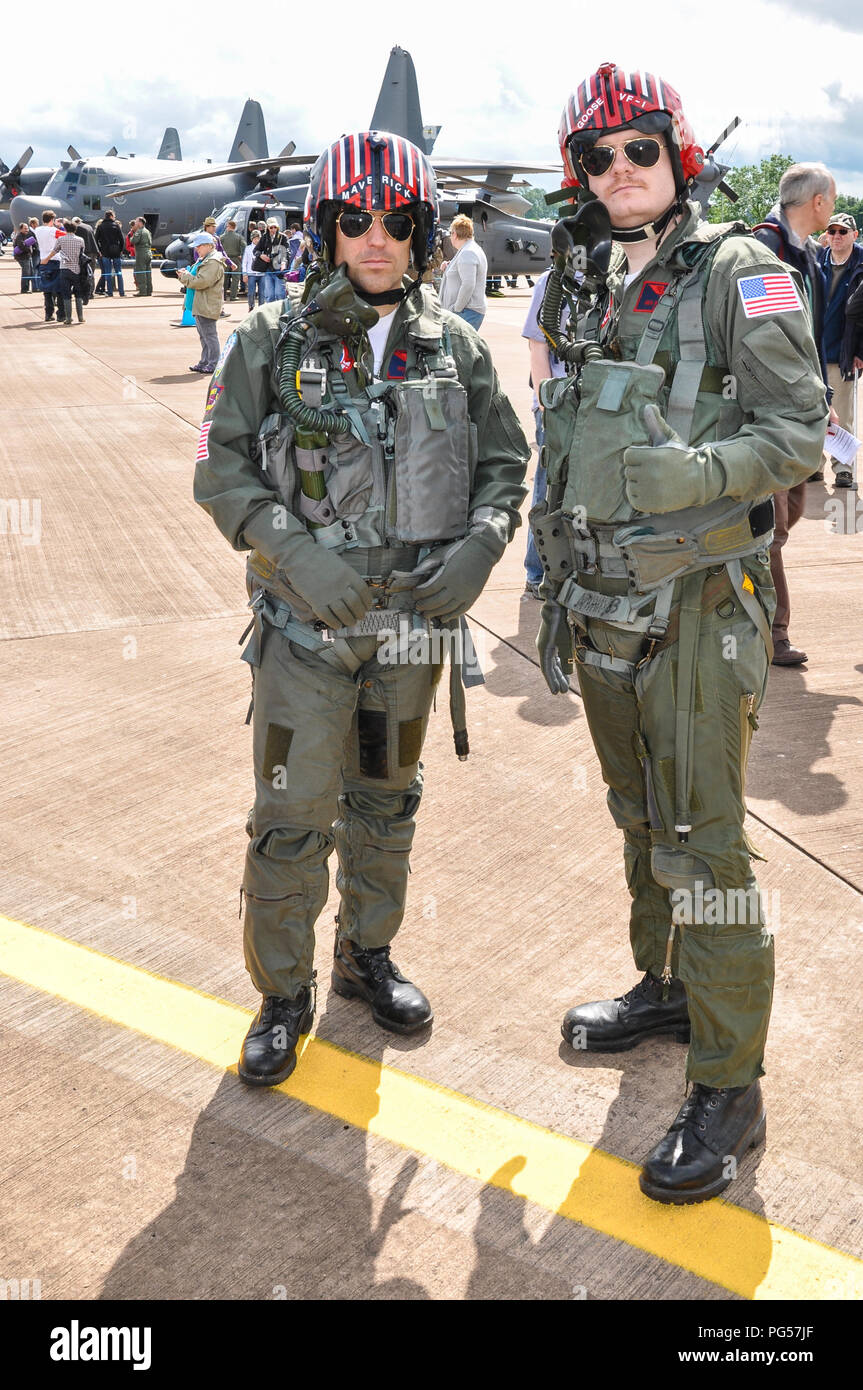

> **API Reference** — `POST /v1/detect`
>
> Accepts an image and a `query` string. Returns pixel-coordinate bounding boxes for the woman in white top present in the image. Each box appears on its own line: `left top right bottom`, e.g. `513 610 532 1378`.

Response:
243 231 261 311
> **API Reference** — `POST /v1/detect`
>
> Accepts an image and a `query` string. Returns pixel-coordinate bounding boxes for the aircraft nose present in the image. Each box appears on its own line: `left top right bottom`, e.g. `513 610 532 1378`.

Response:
10 193 73 224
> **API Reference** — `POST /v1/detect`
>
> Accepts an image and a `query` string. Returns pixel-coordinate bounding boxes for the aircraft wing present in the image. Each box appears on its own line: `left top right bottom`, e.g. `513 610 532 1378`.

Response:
104 152 316 196
433 159 561 176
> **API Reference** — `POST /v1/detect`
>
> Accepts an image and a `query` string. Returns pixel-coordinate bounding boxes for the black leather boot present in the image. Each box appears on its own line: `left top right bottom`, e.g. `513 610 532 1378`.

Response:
562 971 690 1052
238 985 315 1087
331 935 433 1034
639 1080 766 1205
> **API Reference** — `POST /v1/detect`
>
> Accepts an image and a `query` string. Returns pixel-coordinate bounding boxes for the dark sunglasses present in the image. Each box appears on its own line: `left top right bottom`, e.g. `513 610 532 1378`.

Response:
827 227 851 237
337 209 414 242
576 137 664 179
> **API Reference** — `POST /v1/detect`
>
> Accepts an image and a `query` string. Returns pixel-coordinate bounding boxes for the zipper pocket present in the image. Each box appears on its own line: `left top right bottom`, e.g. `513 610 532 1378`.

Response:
739 691 758 794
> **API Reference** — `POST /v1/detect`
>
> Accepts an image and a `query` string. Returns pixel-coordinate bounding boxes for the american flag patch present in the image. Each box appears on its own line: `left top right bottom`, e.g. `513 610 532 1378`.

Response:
196 421 212 461
737 273 801 318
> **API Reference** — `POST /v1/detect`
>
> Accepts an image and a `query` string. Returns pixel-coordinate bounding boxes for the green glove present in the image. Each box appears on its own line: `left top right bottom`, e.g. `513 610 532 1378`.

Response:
536 600 573 694
623 404 726 514
409 530 503 620
286 541 373 628
242 505 373 628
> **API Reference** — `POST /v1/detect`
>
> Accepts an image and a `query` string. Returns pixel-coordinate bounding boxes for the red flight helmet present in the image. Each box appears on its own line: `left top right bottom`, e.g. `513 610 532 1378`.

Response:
304 130 438 270
559 62 705 194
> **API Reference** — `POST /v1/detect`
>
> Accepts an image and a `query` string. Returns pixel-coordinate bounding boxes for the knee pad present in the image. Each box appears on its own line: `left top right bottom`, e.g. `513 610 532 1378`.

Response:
651 844 715 926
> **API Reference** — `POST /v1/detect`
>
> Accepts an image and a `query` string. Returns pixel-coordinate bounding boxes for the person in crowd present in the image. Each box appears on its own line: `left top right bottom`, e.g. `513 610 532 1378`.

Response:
255 218 289 302
12 221 38 293
34 210 62 321
220 218 246 301
439 214 488 329
817 212 863 488
44 219 86 324
753 163 836 666
520 266 570 597
95 210 126 297
242 229 262 310
286 221 303 268
131 218 153 295
177 232 225 373
71 217 100 265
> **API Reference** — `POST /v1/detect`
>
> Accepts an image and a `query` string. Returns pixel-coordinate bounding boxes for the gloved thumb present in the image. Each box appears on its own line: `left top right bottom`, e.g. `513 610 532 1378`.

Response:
386 559 441 594
642 403 685 450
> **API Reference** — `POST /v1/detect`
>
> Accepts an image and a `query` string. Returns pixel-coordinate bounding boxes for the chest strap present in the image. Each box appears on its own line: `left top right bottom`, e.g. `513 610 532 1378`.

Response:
633 253 713 445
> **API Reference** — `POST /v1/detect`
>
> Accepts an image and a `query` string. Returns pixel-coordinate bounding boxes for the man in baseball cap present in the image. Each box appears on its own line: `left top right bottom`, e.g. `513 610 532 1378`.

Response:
819 211 863 487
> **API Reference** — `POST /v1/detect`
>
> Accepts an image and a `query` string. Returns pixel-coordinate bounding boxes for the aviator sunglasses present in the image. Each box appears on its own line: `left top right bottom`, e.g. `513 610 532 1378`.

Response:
337 208 415 241
577 137 665 179
827 227 851 237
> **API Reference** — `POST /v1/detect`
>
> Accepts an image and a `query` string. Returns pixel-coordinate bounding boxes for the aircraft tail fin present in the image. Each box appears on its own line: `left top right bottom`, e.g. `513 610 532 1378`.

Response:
370 46 430 150
158 128 182 161
229 100 268 162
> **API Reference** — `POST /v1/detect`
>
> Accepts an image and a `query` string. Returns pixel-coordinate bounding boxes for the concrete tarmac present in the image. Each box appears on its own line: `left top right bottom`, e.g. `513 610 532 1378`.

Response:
1 262 861 1302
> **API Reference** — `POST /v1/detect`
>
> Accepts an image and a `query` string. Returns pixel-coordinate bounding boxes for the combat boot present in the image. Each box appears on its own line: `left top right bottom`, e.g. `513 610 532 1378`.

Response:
562 971 689 1052
639 1080 766 1205
238 984 315 1087
331 934 433 1034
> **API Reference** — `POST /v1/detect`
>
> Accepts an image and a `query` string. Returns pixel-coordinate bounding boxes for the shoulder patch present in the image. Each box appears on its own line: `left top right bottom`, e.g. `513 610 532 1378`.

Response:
212 331 237 376
737 273 802 318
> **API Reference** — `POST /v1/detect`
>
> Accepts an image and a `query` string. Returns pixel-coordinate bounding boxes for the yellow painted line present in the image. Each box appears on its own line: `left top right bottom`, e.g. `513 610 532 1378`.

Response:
1 913 860 1300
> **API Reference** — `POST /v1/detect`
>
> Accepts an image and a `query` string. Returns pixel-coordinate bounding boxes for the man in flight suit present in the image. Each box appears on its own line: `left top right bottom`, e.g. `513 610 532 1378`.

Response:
194 131 528 1086
535 64 827 1202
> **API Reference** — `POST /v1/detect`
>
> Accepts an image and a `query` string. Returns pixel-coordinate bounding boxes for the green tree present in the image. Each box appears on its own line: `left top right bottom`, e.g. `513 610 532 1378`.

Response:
522 185 559 220
707 154 795 226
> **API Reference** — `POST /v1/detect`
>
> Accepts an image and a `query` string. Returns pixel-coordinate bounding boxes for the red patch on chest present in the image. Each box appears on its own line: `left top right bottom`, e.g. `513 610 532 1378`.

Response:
633 280 669 313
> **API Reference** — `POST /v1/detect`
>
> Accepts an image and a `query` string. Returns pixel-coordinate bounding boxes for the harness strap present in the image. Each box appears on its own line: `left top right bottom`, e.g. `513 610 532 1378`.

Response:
673 569 707 840
727 558 774 663
665 275 708 443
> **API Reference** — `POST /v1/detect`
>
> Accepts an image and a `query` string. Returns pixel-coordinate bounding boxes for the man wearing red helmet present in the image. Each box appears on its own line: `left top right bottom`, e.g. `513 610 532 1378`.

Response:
535 65 827 1203
194 130 529 1086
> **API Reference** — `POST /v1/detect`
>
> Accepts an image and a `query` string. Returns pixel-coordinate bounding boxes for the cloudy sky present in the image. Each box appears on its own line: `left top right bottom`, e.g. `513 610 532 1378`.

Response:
4 0 863 193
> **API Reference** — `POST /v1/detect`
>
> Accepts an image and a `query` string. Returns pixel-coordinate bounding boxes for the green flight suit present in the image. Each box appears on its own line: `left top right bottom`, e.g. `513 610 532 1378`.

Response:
219 229 245 300
542 203 827 1087
194 284 529 999
131 226 152 295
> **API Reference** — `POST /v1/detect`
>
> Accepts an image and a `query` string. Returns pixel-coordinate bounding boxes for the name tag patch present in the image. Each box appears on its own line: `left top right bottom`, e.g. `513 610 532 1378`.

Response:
633 280 668 313
387 349 408 379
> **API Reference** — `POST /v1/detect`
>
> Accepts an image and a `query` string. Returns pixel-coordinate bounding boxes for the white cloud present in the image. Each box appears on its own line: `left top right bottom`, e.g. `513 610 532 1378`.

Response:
3 0 863 191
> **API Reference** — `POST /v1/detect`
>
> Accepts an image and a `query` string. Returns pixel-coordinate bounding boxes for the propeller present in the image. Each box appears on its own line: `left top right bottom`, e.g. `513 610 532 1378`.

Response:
105 145 118 158
67 145 82 161
0 146 34 192
239 140 297 187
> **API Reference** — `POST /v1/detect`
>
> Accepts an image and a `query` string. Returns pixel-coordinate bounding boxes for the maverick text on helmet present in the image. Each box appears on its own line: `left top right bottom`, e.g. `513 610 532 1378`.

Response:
304 130 437 274
559 62 705 197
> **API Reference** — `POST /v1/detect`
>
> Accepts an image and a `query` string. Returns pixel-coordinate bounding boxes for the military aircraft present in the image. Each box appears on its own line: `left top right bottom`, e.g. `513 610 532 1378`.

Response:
93 47 560 279
7 103 287 250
